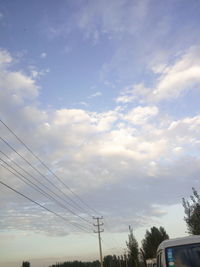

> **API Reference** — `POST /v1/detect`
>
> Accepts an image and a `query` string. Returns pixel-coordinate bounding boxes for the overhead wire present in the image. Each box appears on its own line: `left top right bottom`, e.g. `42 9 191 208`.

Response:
101 238 120 253
103 218 122 249
0 180 92 233
0 149 93 223
0 118 100 216
0 149 122 252
0 135 94 218
0 157 93 227
0 161 122 252
0 119 123 251
101 225 123 254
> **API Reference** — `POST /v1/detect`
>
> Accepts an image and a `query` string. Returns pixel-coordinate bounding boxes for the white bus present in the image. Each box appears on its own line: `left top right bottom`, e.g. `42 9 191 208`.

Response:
156 235 200 267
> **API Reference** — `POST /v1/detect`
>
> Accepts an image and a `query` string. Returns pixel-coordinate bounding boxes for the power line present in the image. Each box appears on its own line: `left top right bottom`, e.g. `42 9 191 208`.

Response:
0 164 123 254
0 118 100 216
103 218 122 250
0 135 94 218
0 156 93 226
0 150 93 223
0 120 124 251
0 180 92 233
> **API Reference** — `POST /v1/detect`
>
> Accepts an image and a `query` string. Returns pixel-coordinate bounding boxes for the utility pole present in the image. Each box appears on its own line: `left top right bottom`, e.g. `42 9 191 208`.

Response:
93 216 104 267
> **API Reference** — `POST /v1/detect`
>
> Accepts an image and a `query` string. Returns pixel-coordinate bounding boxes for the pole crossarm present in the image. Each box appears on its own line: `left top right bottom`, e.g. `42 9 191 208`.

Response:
94 223 104 227
94 229 104 233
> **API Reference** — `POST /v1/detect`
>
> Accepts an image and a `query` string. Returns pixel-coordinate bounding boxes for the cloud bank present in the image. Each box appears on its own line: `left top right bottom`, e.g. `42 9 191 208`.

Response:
0 47 200 236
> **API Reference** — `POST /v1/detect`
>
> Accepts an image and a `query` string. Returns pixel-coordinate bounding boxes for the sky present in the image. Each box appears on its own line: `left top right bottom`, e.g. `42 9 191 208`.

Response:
0 0 200 266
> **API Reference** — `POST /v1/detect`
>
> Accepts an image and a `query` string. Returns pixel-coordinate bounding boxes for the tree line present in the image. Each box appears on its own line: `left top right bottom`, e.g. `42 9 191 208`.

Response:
50 261 100 267
45 226 168 267
22 187 200 267
48 225 168 267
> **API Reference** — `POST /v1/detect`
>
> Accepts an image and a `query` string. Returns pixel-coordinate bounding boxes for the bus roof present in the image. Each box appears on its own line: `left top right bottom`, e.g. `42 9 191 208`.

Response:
157 235 200 251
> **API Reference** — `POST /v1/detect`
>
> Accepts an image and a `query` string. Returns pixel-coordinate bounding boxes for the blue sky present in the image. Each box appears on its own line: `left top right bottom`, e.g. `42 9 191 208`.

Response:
0 0 200 266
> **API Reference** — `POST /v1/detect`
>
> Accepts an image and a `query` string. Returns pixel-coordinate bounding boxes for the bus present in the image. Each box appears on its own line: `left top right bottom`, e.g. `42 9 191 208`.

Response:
156 235 200 267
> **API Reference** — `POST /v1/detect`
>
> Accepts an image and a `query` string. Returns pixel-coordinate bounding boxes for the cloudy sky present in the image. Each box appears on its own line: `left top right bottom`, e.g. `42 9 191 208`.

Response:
0 0 200 266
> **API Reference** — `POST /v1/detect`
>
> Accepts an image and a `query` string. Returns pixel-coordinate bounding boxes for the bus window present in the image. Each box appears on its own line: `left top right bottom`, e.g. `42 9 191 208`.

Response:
166 243 200 267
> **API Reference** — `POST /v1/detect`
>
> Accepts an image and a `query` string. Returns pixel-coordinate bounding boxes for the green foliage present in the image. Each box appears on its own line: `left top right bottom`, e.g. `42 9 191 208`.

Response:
50 256 126 267
141 226 169 260
126 226 139 267
22 262 30 267
103 255 121 267
182 187 200 235
103 255 113 267
49 260 100 267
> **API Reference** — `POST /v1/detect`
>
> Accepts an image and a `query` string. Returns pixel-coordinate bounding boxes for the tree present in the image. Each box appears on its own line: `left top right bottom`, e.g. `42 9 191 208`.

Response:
141 226 169 264
182 187 200 235
126 226 139 267
22 262 30 267
103 255 113 267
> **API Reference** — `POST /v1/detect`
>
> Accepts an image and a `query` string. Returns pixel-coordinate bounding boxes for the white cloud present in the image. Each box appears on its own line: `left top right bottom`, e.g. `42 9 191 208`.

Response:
0 203 71 236
88 91 102 99
91 110 118 131
149 204 168 217
0 50 39 103
79 101 88 107
116 46 200 104
116 83 149 104
0 71 39 101
115 85 135 104
168 116 200 139
74 0 200 88
151 47 200 101
116 93 135 104
124 106 158 125
29 65 50 79
76 0 149 40
173 147 183 154
40 52 47 59
53 109 91 126
1 48 200 236
0 49 12 68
